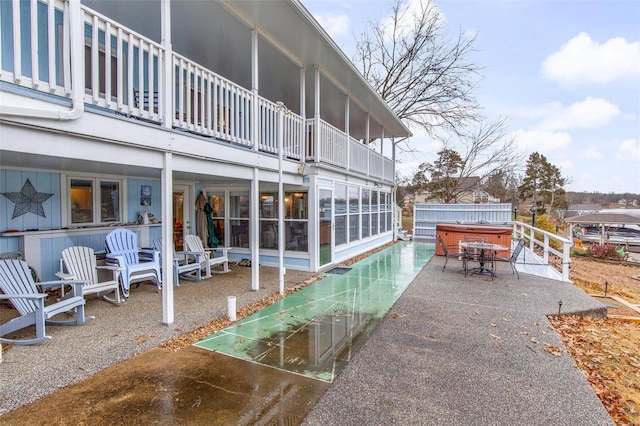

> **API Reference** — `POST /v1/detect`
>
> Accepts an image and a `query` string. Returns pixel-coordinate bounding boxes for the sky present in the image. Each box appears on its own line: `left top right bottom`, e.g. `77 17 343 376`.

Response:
302 0 640 194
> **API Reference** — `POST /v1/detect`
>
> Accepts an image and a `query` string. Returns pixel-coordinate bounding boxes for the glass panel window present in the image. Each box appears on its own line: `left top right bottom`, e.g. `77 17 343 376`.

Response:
209 193 225 246
230 192 249 247
260 193 277 218
349 186 359 242
70 179 93 224
69 177 122 226
335 184 347 246
286 221 308 251
286 192 307 219
100 180 120 222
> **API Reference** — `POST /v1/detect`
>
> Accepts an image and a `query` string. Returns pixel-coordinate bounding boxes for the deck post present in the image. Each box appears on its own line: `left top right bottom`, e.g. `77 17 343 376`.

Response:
161 152 174 325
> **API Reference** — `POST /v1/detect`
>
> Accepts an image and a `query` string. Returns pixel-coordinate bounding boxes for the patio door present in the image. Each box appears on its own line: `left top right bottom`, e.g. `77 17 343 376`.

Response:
319 188 333 267
173 185 192 250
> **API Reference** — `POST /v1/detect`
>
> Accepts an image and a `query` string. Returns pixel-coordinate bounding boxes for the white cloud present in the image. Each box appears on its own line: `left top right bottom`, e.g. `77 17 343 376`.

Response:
583 147 602 159
513 129 572 152
541 32 640 87
616 138 640 161
539 97 620 131
313 13 350 39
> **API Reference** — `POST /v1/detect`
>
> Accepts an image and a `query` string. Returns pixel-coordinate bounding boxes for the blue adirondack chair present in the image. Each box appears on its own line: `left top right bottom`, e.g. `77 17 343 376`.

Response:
0 259 92 345
105 229 162 298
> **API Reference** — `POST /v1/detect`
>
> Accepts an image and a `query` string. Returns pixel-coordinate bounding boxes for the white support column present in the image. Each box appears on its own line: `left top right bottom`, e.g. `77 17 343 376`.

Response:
251 28 259 152
365 113 370 175
161 152 174 325
300 67 306 162
345 95 350 171
380 127 385 156
314 66 321 161
161 0 172 128
392 137 397 240
308 175 318 272
277 103 286 295
251 167 260 290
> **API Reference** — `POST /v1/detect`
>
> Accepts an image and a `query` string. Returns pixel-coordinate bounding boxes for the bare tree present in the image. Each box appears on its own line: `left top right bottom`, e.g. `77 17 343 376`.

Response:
414 117 524 203
354 0 481 141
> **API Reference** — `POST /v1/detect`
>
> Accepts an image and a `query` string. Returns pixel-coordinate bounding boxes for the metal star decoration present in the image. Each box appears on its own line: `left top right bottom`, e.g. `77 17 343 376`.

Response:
2 178 54 219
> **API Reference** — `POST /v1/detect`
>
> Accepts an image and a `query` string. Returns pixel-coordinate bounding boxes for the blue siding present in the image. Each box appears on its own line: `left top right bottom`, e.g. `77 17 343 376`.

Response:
127 178 162 223
0 169 61 232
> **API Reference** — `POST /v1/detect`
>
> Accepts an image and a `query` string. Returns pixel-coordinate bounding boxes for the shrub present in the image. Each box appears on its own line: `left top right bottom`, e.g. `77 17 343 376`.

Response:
586 244 621 260
571 247 587 257
534 214 562 251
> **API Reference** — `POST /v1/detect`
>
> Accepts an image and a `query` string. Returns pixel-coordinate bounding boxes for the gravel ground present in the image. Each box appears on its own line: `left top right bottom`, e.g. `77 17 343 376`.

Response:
0 264 314 415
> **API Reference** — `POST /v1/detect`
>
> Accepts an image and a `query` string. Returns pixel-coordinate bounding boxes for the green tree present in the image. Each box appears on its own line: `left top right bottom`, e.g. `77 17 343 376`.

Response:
518 152 567 214
421 148 463 203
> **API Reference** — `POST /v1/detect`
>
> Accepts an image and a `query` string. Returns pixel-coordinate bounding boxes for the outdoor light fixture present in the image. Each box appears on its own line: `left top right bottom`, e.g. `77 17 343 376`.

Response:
558 300 563 315
604 280 609 298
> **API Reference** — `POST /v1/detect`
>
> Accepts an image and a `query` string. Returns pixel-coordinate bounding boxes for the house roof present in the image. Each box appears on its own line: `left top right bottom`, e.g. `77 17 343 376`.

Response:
564 213 640 225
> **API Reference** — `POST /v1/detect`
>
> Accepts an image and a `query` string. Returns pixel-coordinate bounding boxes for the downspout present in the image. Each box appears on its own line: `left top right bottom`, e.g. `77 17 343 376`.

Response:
0 0 84 121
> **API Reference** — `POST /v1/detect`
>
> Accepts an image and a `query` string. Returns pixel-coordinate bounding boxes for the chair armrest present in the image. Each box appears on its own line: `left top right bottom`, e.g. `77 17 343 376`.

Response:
139 248 160 262
40 280 88 297
207 247 230 257
55 271 75 280
0 293 47 300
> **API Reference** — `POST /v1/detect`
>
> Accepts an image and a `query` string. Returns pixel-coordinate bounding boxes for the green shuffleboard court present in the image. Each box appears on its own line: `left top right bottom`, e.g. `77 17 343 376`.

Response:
194 241 434 382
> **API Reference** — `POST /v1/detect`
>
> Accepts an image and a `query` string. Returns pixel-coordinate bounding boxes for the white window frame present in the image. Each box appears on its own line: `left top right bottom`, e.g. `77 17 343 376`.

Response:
62 173 126 227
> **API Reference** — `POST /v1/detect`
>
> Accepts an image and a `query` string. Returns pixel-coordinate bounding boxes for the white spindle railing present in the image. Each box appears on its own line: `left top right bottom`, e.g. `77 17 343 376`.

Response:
82 6 164 123
282 111 304 160
0 0 70 96
258 97 278 153
318 119 347 168
369 151 383 180
512 221 572 282
349 138 369 175
172 53 253 147
382 156 394 182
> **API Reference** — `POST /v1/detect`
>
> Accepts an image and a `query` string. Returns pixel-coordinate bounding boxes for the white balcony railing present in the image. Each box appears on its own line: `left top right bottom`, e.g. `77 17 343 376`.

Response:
82 7 164 123
1 0 391 179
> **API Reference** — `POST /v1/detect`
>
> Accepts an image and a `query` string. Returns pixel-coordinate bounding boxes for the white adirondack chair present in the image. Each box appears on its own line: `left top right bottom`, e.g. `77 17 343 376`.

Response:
183 234 230 277
0 259 92 345
152 238 204 287
105 229 162 298
57 246 123 304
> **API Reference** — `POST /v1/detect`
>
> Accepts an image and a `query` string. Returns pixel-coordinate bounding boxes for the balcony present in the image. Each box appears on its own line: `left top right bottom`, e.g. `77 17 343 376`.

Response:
0 0 395 183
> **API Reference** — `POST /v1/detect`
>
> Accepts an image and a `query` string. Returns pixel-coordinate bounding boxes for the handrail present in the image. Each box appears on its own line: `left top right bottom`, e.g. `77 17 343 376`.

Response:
512 221 572 282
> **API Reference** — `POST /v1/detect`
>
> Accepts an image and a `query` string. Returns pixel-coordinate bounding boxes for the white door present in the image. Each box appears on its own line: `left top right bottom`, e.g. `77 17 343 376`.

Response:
173 185 192 250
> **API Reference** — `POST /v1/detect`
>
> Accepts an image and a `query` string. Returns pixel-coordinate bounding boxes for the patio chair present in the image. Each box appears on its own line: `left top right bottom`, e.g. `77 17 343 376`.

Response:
105 229 162 298
494 239 526 279
437 234 467 272
57 246 123 305
0 259 91 345
152 238 204 286
183 234 230 277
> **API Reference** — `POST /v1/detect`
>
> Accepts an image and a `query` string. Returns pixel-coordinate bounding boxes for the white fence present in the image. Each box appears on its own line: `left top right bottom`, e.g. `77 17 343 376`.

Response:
413 203 513 240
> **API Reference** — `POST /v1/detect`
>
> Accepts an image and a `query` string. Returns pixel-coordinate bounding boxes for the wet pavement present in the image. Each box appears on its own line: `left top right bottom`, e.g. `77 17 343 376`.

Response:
1 242 433 425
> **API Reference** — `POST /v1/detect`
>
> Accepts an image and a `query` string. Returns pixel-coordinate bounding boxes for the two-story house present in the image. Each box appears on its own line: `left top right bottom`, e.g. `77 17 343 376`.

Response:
0 0 411 322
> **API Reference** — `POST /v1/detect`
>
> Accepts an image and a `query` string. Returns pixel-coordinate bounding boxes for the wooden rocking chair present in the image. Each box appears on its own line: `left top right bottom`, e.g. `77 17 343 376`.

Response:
0 259 91 345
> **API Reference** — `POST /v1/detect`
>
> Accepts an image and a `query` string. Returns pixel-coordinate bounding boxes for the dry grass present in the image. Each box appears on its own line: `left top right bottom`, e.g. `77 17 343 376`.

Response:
550 257 640 425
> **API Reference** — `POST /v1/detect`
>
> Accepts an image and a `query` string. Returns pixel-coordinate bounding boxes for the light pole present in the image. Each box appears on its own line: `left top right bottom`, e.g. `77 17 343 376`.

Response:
530 205 537 227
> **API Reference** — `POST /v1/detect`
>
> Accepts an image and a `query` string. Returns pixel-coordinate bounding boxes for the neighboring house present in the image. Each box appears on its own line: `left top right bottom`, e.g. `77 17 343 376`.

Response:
0 1 410 322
